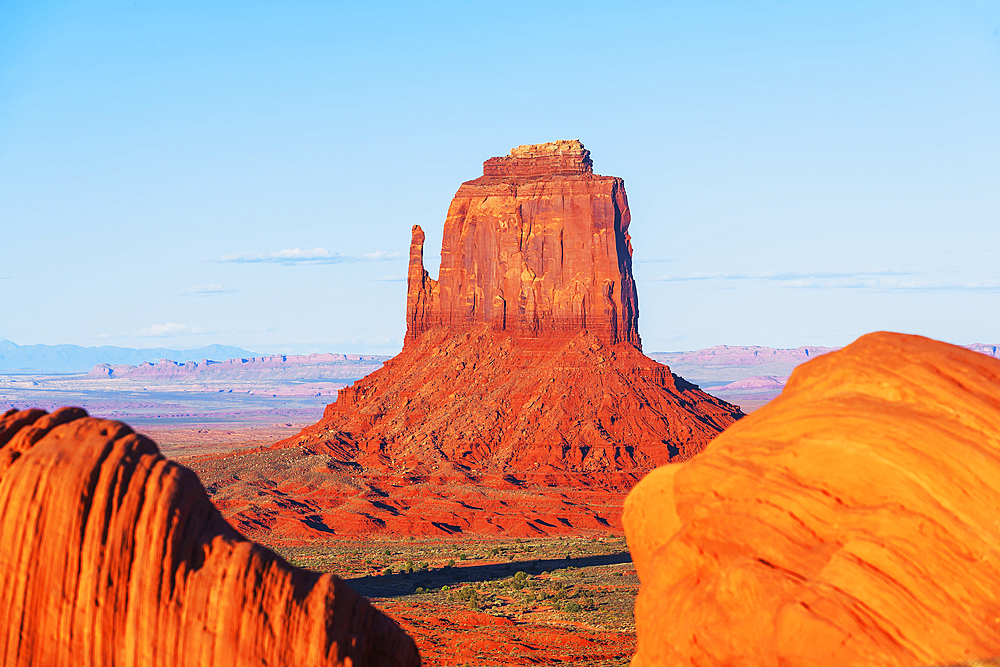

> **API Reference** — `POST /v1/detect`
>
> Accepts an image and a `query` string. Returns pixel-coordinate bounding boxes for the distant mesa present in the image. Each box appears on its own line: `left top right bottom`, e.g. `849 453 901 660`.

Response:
0 407 418 667
712 375 788 392
278 140 744 473
86 352 389 381
624 332 1000 666
0 339 260 373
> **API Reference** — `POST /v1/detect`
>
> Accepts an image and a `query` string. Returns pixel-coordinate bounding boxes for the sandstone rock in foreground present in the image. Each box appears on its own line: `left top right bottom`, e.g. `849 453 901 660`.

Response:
624 332 1000 666
0 407 419 667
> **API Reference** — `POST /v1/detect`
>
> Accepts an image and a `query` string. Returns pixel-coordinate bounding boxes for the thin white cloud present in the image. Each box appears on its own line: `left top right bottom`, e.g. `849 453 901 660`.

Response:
364 251 403 260
94 333 112 339
135 323 205 337
218 247 404 265
649 270 912 282
879 279 1000 292
375 274 407 282
647 270 1000 292
183 283 238 296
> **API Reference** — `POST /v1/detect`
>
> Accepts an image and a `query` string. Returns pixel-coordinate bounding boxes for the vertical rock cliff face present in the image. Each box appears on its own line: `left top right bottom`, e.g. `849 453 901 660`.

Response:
277 141 743 473
0 407 419 667
406 140 640 347
623 333 1000 666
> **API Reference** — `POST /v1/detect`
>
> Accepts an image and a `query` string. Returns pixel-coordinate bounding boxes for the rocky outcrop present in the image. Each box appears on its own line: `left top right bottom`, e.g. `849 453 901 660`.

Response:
623 332 1000 666
295 325 739 472
406 139 639 347
0 407 419 667
277 141 742 475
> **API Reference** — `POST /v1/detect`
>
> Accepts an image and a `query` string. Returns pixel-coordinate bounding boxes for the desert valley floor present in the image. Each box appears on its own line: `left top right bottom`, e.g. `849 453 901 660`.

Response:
142 423 641 666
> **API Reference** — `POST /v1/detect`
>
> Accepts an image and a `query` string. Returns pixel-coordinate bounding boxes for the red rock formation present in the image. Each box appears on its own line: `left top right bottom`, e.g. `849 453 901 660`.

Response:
0 407 419 667
623 332 1000 666
406 139 639 347
278 141 742 477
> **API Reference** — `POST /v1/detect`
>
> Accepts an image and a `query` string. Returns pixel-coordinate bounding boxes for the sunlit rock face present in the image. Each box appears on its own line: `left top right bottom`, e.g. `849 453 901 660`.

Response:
624 332 1000 667
406 139 639 348
280 141 743 474
0 407 420 667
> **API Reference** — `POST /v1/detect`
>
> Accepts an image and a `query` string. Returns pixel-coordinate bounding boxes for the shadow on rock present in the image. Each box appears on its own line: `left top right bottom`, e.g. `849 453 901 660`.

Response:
346 552 632 598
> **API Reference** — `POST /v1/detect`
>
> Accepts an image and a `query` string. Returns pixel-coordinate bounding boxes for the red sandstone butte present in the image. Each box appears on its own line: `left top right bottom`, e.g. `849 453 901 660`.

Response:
407 139 638 346
278 140 743 472
624 332 1000 667
0 407 419 667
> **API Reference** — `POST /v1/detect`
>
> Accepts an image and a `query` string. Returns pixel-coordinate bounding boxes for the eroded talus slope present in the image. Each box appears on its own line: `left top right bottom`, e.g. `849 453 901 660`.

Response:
286 325 739 471
624 332 1000 667
0 407 419 667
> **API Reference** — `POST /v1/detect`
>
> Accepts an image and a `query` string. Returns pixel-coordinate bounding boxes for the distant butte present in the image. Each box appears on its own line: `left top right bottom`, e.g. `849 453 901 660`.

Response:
278 140 742 474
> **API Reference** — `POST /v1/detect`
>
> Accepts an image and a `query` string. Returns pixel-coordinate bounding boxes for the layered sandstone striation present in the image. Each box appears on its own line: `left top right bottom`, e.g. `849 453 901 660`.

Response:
0 407 419 667
278 140 742 477
407 139 639 347
624 332 1000 666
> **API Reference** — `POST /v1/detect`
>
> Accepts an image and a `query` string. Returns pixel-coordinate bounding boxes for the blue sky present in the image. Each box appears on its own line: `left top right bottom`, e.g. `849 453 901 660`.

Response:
1 1 998 354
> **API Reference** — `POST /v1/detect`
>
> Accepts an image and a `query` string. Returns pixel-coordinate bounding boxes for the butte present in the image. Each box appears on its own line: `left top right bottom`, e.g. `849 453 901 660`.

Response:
192 140 744 543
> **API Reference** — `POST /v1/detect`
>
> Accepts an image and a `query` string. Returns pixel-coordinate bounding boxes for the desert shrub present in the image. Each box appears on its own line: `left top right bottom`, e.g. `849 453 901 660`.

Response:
563 602 582 613
383 567 393 575
441 585 450 592
459 553 468 560
447 559 456 567
384 549 392 556
415 587 426 594
418 561 429 571
514 571 528 582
